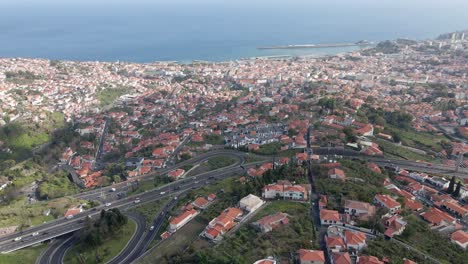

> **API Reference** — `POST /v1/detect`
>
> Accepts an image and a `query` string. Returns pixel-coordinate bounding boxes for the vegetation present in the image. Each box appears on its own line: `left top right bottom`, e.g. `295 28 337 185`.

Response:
193 201 315 264
206 156 237 170
253 142 283 155
131 197 170 225
4 70 42 84
38 170 79 199
203 134 225 145
0 244 47 264
315 159 388 204
362 237 436 264
0 112 65 162
97 86 132 107
395 215 467 264
376 139 434 162
0 196 81 229
65 217 136 264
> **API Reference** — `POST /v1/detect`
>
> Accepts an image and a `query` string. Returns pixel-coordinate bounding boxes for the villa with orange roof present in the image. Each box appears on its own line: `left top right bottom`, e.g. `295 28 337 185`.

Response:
331 252 352 264
344 230 367 251
320 209 342 225
326 235 346 253
420 207 456 228
450 230 468 250
169 209 199 232
374 194 401 214
168 168 185 179
262 181 309 201
344 200 376 221
328 168 346 180
203 207 243 241
297 249 325 264
252 212 289 233
357 256 384 264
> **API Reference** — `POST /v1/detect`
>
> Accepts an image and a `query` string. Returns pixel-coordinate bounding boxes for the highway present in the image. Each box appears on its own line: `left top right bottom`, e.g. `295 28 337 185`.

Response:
105 213 147 264
35 234 72 264
1 148 467 257
73 149 248 201
0 156 257 253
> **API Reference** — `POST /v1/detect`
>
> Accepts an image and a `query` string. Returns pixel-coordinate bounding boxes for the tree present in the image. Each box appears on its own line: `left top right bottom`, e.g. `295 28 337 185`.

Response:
453 181 462 197
447 176 456 194
343 127 357 143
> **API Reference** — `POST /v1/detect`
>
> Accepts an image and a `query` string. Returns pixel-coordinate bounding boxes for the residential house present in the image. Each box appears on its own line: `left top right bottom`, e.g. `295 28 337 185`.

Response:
297 249 325 264
239 194 265 213
262 181 309 201
326 235 347 252
344 200 376 221
320 209 341 225
168 169 185 180
438 199 468 218
328 168 346 180
331 252 352 264
450 230 468 250
253 258 277 264
344 230 367 251
374 194 401 214
203 207 243 241
192 197 210 210
252 212 289 233
426 176 450 189
420 207 456 228
357 256 384 264
169 209 199 232
383 214 407 238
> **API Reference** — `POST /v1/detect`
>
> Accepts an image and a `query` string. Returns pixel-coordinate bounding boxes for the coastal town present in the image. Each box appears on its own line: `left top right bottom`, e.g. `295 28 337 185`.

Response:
0 31 467 264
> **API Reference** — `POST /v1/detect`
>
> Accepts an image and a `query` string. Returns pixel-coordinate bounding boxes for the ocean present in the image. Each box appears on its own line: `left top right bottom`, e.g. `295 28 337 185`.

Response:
0 0 467 63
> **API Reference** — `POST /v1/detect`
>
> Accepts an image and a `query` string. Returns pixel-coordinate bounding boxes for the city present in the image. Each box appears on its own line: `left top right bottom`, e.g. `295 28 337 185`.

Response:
0 25 467 264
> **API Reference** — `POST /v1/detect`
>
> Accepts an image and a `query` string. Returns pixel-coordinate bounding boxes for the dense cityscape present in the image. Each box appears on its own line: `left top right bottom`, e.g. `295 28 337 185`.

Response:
0 31 467 264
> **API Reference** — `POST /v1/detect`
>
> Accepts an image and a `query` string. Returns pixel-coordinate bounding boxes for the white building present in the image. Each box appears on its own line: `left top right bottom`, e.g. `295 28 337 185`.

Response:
239 194 265 213
169 209 199 232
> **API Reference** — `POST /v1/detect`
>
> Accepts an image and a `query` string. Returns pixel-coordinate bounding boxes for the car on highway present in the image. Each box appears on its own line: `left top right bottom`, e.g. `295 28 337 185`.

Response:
13 237 22 242
110 188 116 192
134 198 140 204
150 226 154 231
105 203 112 207
194 181 199 184
160 191 166 195
66 215 74 219
32 232 39 237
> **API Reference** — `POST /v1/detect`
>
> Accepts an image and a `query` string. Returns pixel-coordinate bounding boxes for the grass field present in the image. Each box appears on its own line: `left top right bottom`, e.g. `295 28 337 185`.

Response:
97 87 131 107
0 196 81 229
0 244 47 264
206 156 237 170
63 220 136 264
376 139 435 162
384 125 449 153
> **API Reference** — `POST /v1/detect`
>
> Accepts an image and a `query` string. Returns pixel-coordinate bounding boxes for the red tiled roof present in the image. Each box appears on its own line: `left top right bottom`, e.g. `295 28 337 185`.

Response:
451 230 468 245
320 209 340 222
358 256 384 264
375 194 400 209
420 207 455 225
345 230 366 246
333 252 352 264
297 249 325 263
170 209 197 226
